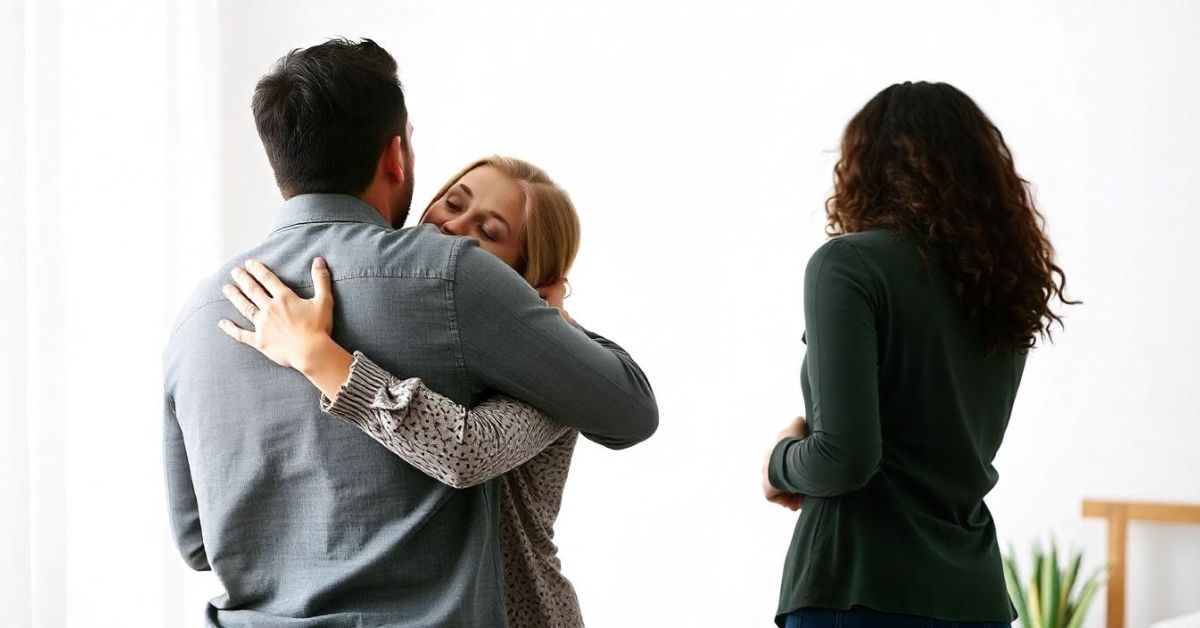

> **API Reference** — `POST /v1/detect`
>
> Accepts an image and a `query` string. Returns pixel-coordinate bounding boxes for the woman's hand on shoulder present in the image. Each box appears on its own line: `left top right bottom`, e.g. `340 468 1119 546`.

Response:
218 257 335 373
536 277 576 325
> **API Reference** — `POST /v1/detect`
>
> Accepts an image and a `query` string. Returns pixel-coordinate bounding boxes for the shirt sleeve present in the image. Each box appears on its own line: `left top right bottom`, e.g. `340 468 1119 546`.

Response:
451 241 659 449
321 352 570 488
162 389 210 571
769 238 883 497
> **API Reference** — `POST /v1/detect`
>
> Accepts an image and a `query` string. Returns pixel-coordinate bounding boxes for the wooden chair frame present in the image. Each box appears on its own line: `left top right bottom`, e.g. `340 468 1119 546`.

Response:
1082 499 1200 628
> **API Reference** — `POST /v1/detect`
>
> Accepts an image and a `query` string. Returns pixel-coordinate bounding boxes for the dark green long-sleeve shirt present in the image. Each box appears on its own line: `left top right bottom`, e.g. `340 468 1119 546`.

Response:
769 229 1025 625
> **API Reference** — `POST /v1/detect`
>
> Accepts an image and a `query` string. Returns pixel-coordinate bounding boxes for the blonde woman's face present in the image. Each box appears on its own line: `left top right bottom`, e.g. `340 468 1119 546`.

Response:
423 165 525 269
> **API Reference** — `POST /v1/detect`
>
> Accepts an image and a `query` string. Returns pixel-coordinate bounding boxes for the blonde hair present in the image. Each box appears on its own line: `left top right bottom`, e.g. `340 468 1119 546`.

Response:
422 156 581 288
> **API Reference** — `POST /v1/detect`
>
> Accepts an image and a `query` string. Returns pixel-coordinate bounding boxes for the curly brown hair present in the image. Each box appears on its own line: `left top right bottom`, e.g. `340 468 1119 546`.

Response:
826 81 1077 352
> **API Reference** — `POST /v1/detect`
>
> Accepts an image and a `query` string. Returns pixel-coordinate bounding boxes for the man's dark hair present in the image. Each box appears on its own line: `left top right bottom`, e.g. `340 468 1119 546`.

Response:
252 38 407 198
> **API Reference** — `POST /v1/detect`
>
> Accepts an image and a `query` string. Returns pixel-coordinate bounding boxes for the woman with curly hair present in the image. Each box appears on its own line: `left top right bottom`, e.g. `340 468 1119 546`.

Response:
762 82 1076 628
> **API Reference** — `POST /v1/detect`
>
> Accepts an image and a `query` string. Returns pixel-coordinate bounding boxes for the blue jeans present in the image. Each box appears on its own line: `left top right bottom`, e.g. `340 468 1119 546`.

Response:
783 608 1010 628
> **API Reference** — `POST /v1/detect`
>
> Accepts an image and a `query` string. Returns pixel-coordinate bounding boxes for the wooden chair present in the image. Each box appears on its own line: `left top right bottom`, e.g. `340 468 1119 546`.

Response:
1082 499 1200 628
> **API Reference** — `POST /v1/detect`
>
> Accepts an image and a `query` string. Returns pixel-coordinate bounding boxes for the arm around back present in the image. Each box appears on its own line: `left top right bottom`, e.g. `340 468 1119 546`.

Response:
451 241 658 449
322 352 570 488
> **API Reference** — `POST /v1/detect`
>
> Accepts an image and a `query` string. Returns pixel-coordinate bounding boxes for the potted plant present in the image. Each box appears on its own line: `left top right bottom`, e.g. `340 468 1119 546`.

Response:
1003 540 1107 628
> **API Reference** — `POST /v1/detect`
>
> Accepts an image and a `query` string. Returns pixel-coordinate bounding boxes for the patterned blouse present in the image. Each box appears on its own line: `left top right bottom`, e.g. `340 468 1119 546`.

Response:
322 352 584 628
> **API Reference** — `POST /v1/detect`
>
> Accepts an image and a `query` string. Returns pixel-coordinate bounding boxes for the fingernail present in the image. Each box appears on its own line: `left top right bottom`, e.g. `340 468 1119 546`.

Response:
314 257 327 269
245 259 257 269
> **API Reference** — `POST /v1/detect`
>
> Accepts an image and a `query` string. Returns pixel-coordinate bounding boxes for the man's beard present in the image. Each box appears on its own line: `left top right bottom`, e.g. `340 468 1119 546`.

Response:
390 167 415 228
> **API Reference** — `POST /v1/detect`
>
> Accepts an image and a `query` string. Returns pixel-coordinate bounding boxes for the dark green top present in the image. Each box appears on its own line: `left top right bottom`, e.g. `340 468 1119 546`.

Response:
769 229 1025 625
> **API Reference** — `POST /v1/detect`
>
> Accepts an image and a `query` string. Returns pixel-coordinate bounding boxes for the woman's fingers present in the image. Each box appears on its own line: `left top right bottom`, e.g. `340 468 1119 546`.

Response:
244 259 292 299
554 307 576 326
537 277 568 309
230 266 272 309
766 491 804 511
311 257 332 302
222 284 259 322
217 319 255 346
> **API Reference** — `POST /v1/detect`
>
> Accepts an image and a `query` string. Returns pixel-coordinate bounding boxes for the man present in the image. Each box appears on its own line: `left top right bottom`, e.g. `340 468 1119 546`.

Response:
163 38 658 627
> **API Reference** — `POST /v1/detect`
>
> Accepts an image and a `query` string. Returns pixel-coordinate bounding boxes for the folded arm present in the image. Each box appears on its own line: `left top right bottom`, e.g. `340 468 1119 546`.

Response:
453 242 659 449
322 352 569 488
769 239 882 497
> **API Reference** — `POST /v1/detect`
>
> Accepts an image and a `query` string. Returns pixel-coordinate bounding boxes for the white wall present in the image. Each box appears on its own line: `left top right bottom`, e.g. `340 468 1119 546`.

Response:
201 1 1200 628
0 2 31 625
8 1 1192 627
205 1 1200 627
2 1 227 626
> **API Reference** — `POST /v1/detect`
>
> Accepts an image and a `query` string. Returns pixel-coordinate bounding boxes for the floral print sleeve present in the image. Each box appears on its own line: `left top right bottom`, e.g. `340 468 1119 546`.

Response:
320 351 570 489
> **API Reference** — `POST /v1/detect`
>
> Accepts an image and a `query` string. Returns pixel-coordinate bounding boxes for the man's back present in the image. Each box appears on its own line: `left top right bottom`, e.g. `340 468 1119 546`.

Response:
169 39 656 627
164 195 506 627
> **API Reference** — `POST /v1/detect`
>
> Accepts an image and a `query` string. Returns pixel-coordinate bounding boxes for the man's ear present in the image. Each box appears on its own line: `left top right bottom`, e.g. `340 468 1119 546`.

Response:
381 135 406 184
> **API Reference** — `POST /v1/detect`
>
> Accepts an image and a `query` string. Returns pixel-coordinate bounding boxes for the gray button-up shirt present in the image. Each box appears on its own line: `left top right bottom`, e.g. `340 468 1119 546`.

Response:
163 194 658 627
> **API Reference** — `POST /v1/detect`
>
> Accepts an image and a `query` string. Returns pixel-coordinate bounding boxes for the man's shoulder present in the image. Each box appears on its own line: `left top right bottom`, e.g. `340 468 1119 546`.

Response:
165 224 472 346
332 222 468 280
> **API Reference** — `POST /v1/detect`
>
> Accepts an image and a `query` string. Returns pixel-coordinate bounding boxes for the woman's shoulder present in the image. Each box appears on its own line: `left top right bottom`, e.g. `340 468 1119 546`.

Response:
831 228 908 253
804 230 928 307
808 229 901 270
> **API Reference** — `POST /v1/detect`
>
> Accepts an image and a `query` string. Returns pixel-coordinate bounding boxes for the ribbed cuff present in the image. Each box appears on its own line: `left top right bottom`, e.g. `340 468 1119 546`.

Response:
320 351 393 424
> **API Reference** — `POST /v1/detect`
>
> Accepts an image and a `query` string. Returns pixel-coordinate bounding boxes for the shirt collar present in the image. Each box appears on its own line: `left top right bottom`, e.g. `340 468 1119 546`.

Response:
270 193 391 233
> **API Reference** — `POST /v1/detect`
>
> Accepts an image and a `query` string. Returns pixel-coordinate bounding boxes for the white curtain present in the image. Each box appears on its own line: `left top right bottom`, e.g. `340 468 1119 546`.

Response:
1 2 32 627
1 1 224 626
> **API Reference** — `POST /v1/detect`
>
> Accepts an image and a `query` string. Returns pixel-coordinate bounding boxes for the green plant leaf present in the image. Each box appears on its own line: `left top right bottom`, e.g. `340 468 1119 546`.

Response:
1008 540 1106 628
1004 552 1032 628
1059 549 1083 627
1043 540 1061 628
1029 547 1044 628
1064 567 1106 628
